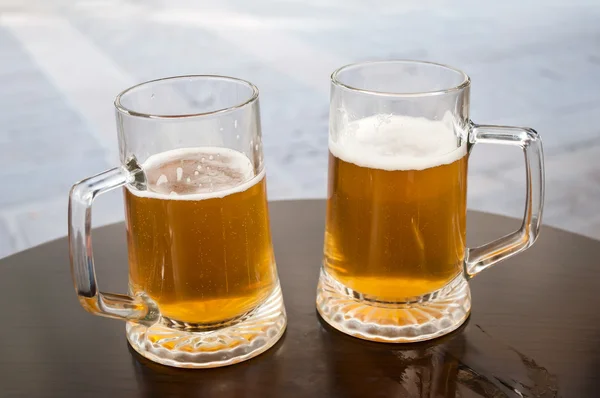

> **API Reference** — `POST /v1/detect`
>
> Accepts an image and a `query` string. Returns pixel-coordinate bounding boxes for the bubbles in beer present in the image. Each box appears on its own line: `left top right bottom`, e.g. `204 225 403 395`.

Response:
125 148 275 326
329 114 467 171
131 147 257 200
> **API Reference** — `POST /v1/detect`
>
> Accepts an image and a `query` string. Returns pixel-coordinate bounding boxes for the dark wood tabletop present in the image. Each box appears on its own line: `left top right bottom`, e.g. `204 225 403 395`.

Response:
1 200 599 397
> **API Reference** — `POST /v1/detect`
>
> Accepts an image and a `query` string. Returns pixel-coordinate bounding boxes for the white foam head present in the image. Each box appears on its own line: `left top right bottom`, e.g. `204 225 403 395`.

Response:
127 147 262 200
329 114 467 171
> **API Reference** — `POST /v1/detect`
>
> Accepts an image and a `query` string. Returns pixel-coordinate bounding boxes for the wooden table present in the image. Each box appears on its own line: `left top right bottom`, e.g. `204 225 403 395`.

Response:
1 200 599 397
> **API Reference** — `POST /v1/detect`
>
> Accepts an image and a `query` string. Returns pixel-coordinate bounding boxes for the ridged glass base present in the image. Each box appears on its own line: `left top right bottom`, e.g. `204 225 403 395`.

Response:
126 284 286 368
316 269 470 343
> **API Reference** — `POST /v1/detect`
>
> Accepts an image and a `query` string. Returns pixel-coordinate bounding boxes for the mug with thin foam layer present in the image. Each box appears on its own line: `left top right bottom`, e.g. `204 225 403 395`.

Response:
69 76 286 368
317 60 544 342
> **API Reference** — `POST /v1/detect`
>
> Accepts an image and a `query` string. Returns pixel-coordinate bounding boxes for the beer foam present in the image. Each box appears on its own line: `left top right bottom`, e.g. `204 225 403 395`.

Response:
329 115 467 171
127 147 262 201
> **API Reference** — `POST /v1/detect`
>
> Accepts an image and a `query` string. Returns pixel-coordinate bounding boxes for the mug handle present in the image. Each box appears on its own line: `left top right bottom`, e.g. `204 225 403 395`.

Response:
69 167 158 323
465 123 545 278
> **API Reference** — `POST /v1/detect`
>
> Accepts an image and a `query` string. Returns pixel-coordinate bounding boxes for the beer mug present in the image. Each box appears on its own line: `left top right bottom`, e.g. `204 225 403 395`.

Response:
317 60 544 342
69 76 286 368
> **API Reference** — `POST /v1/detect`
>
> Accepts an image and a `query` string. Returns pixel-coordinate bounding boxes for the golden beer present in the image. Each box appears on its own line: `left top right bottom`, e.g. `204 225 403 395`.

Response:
125 148 276 325
324 116 467 302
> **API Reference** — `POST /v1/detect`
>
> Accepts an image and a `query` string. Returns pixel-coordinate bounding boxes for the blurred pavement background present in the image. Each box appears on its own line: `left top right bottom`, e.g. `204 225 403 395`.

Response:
1 0 599 258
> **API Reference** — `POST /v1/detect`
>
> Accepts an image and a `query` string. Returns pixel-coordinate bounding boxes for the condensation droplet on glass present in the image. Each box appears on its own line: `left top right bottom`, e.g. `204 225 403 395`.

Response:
234 120 238 128
236 134 240 140
194 170 199 175
255 144 259 151
250 140 253 146
201 157 205 163
186 177 191 183
197 164 202 170
219 127 223 132
156 174 168 185
150 93 155 99
209 155 214 160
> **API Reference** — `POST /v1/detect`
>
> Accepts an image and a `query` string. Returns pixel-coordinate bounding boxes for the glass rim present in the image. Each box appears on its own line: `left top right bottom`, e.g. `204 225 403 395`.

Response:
331 60 471 97
114 75 259 119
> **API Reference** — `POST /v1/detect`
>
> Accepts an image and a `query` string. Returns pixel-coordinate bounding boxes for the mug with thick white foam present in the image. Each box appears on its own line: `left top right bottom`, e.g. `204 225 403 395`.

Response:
69 76 286 368
317 60 544 343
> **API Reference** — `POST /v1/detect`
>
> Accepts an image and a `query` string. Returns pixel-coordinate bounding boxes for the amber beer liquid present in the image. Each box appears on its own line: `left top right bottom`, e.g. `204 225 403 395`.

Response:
124 147 276 325
324 116 468 302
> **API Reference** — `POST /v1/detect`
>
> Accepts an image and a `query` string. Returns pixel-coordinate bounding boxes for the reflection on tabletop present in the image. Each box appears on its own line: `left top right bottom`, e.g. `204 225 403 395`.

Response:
318 316 559 398
129 316 559 398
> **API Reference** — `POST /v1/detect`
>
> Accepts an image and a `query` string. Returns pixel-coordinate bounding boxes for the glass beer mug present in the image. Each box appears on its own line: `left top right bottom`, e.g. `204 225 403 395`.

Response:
69 76 286 368
317 60 544 342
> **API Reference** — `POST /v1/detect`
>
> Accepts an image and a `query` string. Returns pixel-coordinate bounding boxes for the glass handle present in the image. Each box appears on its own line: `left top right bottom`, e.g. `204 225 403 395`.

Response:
68 167 157 323
465 123 545 278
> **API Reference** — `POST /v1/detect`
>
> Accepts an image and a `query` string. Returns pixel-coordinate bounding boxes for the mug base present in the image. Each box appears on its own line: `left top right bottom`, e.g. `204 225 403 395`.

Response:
316 269 470 343
126 283 286 368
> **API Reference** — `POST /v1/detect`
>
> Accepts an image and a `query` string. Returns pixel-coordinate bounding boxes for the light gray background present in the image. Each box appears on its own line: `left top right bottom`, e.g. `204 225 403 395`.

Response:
1 0 599 258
